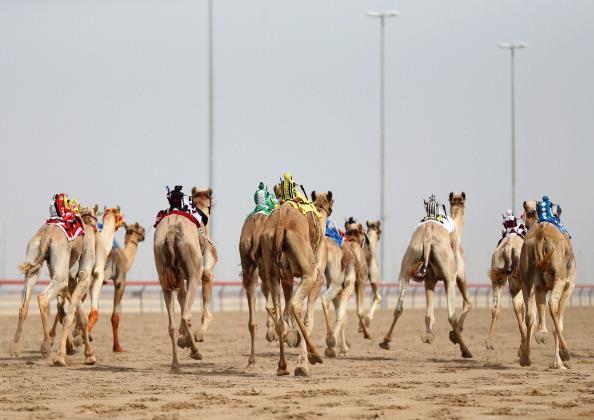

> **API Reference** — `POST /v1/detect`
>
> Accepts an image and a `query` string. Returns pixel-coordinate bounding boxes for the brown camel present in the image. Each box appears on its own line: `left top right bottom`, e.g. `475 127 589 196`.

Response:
518 203 575 369
9 206 96 365
88 207 124 333
321 233 355 357
344 218 372 339
379 198 473 358
153 187 214 373
261 191 334 376
102 222 145 352
362 220 382 327
485 203 541 350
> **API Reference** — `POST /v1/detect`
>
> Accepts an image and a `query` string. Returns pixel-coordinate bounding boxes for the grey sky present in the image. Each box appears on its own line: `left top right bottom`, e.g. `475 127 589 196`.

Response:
1 0 592 285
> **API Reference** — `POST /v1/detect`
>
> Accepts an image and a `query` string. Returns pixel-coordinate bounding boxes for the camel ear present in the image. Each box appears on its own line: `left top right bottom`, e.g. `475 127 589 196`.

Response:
523 201 528 211
366 221 370 228
449 192 454 202
117 205 121 212
93 204 99 215
208 187 213 197
461 192 466 200
311 191 317 201
327 191 333 202
358 224 364 233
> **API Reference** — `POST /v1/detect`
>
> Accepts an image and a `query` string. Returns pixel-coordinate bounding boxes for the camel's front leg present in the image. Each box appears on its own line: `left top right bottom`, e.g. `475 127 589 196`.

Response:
365 281 382 326
198 248 216 341
549 280 572 368
355 278 371 339
485 283 503 350
88 264 105 333
422 280 437 344
455 274 472 332
379 274 409 350
335 279 354 355
321 279 342 356
181 271 203 360
244 266 259 366
445 278 473 358
37 268 69 357
111 274 127 352
295 272 325 376
10 271 40 357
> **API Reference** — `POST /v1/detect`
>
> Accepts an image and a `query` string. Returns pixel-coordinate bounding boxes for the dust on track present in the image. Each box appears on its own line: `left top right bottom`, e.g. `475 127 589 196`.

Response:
1 307 594 419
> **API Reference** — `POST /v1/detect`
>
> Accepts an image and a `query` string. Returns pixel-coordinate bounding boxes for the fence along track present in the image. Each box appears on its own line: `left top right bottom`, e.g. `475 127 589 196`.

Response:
0 279 593 314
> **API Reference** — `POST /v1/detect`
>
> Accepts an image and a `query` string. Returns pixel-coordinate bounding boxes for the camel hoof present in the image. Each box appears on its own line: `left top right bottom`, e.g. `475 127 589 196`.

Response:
84 355 97 365
266 329 276 343
324 347 337 358
325 336 336 349
40 339 52 357
449 330 459 345
421 332 435 344
308 352 323 365
379 341 390 350
485 338 494 350
189 350 203 360
461 349 473 359
363 315 371 327
193 329 205 343
177 335 191 349
294 367 309 377
170 365 183 374
559 348 570 362
66 346 77 356
9 342 20 357
88 333 94 342
247 357 256 367
535 331 549 344
518 347 531 367
53 357 67 367
286 330 301 348
72 335 85 347
363 332 372 340
552 363 568 370
277 368 290 376
113 345 125 353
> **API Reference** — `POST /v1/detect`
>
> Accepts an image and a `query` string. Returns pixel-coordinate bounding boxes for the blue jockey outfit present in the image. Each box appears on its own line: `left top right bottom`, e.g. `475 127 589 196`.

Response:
325 219 345 247
537 195 570 237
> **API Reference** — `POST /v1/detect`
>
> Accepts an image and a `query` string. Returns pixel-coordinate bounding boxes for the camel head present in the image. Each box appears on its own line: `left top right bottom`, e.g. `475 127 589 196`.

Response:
345 217 364 243
449 192 466 208
311 191 334 216
191 187 213 215
123 222 146 245
273 183 282 200
523 200 538 229
103 206 124 231
366 220 382 239
80 205 100 229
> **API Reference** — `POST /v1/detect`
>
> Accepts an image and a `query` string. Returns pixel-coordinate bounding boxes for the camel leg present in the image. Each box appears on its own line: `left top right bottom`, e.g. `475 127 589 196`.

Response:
198 249 215 342
282 278 296 332
88 264 105 333
181 272 203 360
295 272 325 376
549 280 571 368
244 267 258 366
75 301 95 364
485 283 503 350
509 286 527 344
111 275 126 352
55 271 95 366
365 281 382 326
421 279 437 344
321 280 342 355
534 285 549 345
455 275 472 332
445 277 473 358
518 248 536 366
163 290 180 373
355 278 371 339
336 280 354 355
10 271 40 357
272 277 289 376
379 273 409 350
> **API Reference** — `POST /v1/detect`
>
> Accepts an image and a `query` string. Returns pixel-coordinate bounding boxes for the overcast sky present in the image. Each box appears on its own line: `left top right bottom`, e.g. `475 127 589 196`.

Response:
1 0 592 286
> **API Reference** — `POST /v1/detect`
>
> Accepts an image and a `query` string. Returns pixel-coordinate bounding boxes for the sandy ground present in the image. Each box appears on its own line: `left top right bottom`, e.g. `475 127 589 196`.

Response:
1 306 594 419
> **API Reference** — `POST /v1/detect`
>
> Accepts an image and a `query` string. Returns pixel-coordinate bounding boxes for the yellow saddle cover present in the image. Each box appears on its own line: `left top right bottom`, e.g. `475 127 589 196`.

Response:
285 199 321 218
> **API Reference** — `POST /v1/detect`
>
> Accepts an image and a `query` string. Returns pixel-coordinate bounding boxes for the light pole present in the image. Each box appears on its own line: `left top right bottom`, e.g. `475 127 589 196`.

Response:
208 0 214 234
367 10 398 282
498 41 527 213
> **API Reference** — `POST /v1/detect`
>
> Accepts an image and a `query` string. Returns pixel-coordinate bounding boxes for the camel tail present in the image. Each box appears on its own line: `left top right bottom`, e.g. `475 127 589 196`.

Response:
408 238 431 280
534 229 553 274
161 225 181 291
489 268 509 283
18 229 50 277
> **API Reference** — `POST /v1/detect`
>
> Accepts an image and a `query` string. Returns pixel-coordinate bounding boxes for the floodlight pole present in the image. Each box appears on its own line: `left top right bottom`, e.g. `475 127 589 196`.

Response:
208 0 214 234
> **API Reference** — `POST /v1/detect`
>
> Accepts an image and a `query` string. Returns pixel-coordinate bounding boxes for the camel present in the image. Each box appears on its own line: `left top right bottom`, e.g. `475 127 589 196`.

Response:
261 191 334 376
362 220 382 328
484 204 539 350
344 218 372 339
379 195 473 359
518 202 575 369
102 222 145 352
321 228 355 358
153 187 214 373
9 205 97 366
87 207 124 333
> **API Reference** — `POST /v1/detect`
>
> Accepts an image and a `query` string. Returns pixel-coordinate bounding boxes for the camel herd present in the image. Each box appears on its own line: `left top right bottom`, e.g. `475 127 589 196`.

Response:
8 187 576 375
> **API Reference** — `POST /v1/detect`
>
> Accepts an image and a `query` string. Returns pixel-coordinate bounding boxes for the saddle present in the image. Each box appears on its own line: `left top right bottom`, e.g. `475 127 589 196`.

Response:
285 199 321 218
154 209 202 229
325 220 345 247
46 216 85 242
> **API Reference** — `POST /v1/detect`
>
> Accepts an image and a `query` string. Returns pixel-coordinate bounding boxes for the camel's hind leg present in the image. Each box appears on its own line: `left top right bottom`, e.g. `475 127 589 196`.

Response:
365 281 382 326
379 272 409 350
295 271 325 376
334 283 353 355
271 276 289 376
163 290 181 373
421 279 437 344
549 280 573 368
445 277 473 358
534 284 549 345
485 282 503 350
110 274 127 352
321 278 342 356
455 274 472 332
355 277 371 339
181 271 203 360
10 271 40 357
197 248 216 342
243 265 259 366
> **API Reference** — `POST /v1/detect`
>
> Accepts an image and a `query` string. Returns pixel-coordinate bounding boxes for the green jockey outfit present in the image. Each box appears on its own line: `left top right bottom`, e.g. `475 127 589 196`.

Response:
246 182 278 219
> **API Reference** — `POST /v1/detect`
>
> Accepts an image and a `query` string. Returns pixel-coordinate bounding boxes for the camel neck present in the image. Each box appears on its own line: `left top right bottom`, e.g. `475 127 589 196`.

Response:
450 206 465 238
100 216 117 253
123 240 139 271
196 204 212 240
367 232 379 254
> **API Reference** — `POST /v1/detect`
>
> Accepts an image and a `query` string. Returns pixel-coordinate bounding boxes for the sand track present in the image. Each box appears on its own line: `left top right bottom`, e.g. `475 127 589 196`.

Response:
1 307 594 419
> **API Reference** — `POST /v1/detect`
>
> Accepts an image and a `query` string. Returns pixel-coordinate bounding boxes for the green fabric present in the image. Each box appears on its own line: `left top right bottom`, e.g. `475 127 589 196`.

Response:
245 183 278 220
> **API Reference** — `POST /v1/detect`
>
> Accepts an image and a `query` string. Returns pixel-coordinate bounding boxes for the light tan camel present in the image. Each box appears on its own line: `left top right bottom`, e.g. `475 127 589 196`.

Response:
9 206 97 365
261 191 333 376
379 204 473 358
362 220 382 327
88 207 124 333
102 222 145 352
321 234 355 358
344 218 372 339
518 205 575 369
153 187 214 372
484 203 540 350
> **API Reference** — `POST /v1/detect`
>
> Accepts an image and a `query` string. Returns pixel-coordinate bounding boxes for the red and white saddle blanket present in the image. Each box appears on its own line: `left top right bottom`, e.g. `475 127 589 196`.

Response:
46 217 85 242
154 210 202 229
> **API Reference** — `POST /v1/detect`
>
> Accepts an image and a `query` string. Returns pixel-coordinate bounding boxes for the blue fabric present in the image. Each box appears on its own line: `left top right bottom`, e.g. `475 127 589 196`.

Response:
325 219 344 247
537 196 570 236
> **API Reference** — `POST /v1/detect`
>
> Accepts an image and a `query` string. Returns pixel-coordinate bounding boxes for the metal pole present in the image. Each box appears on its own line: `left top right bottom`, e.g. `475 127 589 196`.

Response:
510 48 516 213
208 0 214 234
379 16 386 283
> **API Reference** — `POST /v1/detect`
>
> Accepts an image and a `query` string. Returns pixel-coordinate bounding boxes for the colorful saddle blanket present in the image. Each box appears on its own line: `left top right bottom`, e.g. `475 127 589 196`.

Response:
497 225 527 246
285 199 321 218
325 220 345 247
46 217 85 242
416 216 456 234
154 210 202 229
